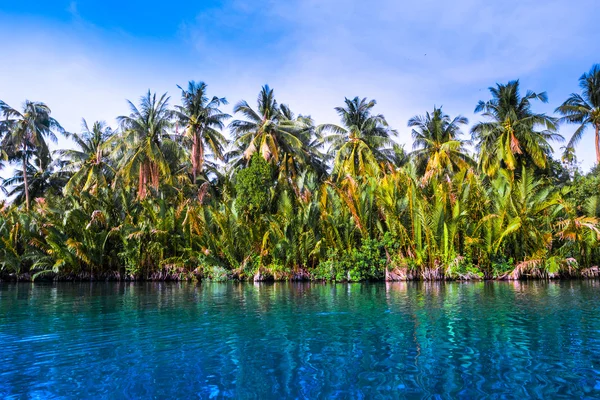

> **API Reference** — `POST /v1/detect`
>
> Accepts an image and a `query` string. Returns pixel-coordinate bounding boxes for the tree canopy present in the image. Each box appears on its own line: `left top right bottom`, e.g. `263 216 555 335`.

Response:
1 67 599 282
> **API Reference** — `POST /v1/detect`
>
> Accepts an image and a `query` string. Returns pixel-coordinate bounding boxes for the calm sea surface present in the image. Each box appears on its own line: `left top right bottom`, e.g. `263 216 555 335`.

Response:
2 281 600 399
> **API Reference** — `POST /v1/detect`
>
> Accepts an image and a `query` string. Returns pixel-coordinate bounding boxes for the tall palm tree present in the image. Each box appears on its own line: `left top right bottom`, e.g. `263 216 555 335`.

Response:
0 100 64 210
116 91 174 199
1 156 69 205
318 97 395 179
409 107 472 180
471 81 561 176
174 81 230 184
228 85 320 181
556 64 600 164
58 119 115 194
278 106 329 180
229 86 302 164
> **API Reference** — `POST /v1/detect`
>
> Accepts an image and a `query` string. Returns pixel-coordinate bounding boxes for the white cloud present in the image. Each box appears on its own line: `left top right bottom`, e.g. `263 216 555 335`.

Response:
1 0 599 180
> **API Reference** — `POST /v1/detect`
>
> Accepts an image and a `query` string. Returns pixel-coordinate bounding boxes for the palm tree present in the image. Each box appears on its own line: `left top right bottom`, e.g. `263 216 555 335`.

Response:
1 156 69 205
318 97 395 179
174 81 230 184
278 106 329 180
58 119 115 194
229 86 302 164
495 167 559 274
409 107 472 180
471 81 561 176
556 64 600 164
0 100 64 210
388 144 410 169
116 91 174 199
229 86 321 182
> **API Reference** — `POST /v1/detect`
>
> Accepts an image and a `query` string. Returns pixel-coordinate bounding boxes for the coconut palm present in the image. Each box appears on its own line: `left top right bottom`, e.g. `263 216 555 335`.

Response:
556 64 600 164
229 86 322 182
388 144 410 169
409 107 472 180
278 107 329 180
174 81 230 184
318 97 395 179
0 100 64 209
2 73 600 282
58 119 115 194
229 85 300 165
116 91 175 199
471 81 561 176
1 156 69 205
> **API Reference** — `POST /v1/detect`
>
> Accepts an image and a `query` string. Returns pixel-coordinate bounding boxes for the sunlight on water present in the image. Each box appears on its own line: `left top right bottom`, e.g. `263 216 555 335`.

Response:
2 281 600 398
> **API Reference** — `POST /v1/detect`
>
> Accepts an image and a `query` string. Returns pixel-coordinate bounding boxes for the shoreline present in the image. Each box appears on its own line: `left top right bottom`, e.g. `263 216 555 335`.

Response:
2 266 599 283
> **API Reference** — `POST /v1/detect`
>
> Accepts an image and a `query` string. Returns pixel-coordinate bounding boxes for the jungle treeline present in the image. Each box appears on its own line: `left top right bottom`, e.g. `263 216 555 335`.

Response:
1 65 600 281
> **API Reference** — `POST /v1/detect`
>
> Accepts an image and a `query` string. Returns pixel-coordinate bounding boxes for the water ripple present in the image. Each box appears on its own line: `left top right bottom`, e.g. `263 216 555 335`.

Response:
2 281 600 398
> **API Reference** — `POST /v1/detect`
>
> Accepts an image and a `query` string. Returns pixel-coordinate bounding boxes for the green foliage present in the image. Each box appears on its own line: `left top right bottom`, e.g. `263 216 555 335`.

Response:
556 64 600 164
202 265 230 282
1 72 599 282
445 257 484 280
471 80 560 177
568 166 600 216
234 153 274 216
491 257 514 278
313 238 388 282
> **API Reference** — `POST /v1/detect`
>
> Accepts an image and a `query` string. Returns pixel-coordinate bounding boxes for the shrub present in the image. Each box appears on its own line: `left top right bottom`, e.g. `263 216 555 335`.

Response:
234 154 275 216
312 238 388 281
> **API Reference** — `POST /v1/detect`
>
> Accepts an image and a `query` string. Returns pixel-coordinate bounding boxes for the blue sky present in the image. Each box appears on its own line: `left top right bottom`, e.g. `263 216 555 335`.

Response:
1 0 599 171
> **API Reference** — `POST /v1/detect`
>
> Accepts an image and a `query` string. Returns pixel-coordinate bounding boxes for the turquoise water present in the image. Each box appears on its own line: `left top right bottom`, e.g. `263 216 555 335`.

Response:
2 282 600 399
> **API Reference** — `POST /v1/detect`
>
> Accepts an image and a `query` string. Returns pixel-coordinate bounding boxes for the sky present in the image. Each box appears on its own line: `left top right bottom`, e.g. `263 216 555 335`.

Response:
1 0 599 175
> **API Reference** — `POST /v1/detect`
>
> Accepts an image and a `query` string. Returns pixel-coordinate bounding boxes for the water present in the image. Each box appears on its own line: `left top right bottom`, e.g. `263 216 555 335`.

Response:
2 281 600 399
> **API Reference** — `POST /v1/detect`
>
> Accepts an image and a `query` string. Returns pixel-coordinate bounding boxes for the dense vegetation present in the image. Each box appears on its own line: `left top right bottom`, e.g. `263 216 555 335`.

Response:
1 66 600 281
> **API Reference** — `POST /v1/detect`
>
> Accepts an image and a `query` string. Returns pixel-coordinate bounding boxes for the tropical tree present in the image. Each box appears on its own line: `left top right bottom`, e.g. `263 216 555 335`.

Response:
3 71 600 282
0 204 38 275
388 144 409 169
471 81 561 176
495 168 559 267
554 194 600 269
234 153 274 217
59 119 115 194
556 64 600 164
318 97 395 179
409 107 472 180
0 100 64 209
229 86 297 164
174 81 230 184
116 91 175 199
278 106 329 180
1 156 68 206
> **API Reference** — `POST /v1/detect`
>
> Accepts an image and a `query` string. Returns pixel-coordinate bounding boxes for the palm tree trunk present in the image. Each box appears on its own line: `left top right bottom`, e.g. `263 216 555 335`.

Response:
595 123 600 164
138 163 146 199
191 133 197 183
151 161 159 189
191 131 204 184
22 155 30 211
198 138 204 179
